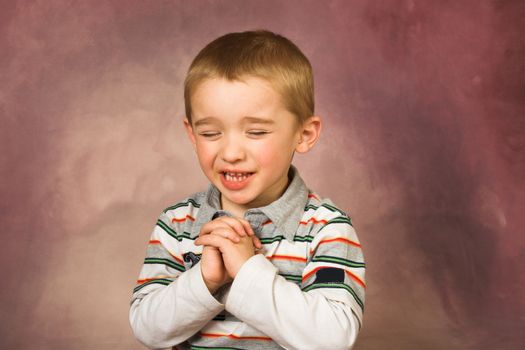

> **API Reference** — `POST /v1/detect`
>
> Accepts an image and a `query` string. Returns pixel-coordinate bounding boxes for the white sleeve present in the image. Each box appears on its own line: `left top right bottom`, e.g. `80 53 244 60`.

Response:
225 216 365 350
129 213 224 349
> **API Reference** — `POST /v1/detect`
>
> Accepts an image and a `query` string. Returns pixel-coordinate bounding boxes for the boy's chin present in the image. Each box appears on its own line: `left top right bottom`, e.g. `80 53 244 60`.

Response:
220 192 254 205
219 190 265 208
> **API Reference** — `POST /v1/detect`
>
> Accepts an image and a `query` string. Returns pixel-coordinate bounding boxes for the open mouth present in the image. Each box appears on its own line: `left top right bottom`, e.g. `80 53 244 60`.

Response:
220 171 255 190
222 171 254 182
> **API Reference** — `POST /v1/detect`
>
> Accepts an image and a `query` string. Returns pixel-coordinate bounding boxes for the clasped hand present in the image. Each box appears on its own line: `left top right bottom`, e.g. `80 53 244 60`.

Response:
194 216 262 294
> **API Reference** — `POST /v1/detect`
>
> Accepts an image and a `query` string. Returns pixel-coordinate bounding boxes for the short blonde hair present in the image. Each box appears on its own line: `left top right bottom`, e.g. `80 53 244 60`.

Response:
184 29 314 124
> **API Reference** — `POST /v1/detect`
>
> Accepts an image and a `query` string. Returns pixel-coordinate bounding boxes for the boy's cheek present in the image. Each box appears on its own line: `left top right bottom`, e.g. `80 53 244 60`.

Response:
194 145 215 164
255 142 289 165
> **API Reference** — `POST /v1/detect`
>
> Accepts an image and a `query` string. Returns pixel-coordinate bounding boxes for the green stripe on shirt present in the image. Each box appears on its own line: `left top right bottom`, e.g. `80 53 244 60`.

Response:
144 257 185 272
279 273 302 282
311 255 365 268
322 216 353 227
133 278 173 293
157 219 194 241
163 199 201 213
190 345 245 350
304 203 346 215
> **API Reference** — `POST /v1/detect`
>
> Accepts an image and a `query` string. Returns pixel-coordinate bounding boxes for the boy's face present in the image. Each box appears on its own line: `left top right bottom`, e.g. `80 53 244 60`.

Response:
184 76 306 215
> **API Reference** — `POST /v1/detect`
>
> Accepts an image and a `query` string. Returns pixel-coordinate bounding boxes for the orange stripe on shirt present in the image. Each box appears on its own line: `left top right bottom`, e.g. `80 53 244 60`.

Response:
267 254 307 263
308 193 320 200
199 332 272 341
148 240 184 264
171 254 184 265
345 270 366 289
262 219 273 226
171 215 195 223
136 275 178 284
309 237 361 255
299 217 327 225
302 266 322 282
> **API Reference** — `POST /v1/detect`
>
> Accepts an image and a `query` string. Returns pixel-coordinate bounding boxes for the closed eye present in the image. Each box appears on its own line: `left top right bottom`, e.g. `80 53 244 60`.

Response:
247 130 270 136
199 132 221 138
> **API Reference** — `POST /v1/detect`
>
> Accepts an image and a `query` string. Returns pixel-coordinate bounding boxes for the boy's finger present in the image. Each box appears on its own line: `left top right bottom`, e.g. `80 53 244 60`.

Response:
212 227 241 243
200 220 233 236
251 236 262 249
238 218 256 236
201 215 255 240
216 216 248 237
199 221 217 236
196 234 230 250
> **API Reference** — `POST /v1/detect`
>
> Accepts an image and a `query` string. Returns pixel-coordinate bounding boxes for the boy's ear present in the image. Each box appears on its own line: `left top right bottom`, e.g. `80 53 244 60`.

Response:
295 116 322 153
183 117 197 146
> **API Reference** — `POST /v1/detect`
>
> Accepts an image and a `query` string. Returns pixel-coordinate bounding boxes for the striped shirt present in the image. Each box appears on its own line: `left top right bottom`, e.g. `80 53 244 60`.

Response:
129 166 365 350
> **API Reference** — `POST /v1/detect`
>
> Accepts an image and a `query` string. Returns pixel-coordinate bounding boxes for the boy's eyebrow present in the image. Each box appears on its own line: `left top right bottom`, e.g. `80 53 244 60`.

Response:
193 116 275 127
242 116 275 124
193 117 219 127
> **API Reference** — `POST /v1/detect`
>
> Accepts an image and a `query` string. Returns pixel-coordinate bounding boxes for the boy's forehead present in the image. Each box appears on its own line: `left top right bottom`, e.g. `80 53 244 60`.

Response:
191 77 287 122
195 75 277 94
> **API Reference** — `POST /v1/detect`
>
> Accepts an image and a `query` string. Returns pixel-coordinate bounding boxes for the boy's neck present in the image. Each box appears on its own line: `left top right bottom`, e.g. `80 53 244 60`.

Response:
219 200 247 219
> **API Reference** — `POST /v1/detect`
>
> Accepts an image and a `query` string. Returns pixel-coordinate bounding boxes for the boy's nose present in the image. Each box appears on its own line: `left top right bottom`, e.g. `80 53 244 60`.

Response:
220 136 245 163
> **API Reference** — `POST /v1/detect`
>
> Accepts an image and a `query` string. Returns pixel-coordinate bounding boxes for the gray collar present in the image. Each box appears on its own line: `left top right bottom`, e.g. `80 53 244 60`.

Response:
190 165 309 242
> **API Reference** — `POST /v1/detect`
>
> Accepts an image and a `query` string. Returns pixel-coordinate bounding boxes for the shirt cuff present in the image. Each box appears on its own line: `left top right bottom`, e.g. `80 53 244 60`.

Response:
185 261 224 312
225 254 276 315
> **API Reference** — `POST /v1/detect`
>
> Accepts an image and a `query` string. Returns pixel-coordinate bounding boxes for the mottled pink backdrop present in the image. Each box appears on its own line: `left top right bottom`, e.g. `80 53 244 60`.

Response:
1 1 524 349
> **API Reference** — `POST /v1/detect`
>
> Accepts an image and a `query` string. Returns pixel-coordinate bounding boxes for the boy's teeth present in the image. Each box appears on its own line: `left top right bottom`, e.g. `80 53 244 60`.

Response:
225 172 251 182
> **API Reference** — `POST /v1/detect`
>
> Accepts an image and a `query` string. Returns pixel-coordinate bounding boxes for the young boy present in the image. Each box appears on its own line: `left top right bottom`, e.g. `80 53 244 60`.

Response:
129 29 365 350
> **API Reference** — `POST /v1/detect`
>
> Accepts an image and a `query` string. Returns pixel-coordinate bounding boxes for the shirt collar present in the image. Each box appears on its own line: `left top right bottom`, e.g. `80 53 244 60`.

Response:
190 165 309 242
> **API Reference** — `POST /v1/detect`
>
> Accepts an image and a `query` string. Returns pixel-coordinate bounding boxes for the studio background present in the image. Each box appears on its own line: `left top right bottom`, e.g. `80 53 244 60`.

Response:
1 1 524 349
